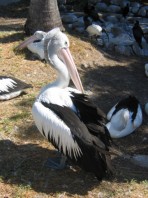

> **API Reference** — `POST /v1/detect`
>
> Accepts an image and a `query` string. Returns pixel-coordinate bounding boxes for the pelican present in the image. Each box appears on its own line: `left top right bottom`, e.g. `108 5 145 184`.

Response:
106 95 142 138
16 31 46 60
22 28 113 180
0 76 32 100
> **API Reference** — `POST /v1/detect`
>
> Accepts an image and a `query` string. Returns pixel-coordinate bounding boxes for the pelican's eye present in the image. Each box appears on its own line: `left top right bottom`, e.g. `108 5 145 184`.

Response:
65 41 68 45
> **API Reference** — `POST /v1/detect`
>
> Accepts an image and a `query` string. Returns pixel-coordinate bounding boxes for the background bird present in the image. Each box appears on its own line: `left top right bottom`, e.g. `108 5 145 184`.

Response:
16 30 47 60
132 20 147 49
106 95 142 138
83 16 109 41
19 27 113 180
121 3 130 19
0 76 32 100
83 2 104 23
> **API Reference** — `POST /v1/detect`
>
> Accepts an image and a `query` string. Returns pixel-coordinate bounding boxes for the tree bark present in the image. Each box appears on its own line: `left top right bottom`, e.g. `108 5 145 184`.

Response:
25 0 64 35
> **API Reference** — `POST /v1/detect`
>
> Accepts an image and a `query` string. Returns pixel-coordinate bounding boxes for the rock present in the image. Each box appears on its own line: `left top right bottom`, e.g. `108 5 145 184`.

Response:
131 4 141 14
138 6 147 17
97 38 104 46
95 2 108 12
105 22 115 32
105 15 119 23
111 0 123 6
60 0 148 57
62 14 78 23
67 24 73 29
74 27 85 33
132 40 148 56
72 17 84 28
114 45 133 56
109 33 134 45
110 26 125 37
130 2 141 8
107 5 121 13
120 0 130 8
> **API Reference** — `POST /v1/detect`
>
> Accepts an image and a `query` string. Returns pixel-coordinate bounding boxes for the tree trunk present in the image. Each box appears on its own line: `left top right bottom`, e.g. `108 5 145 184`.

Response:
25 0 64 35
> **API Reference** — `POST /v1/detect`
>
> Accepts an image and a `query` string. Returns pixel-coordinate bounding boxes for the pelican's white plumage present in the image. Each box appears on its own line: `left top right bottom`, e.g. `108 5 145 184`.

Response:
106 96 142 138
17 31 46 60
30 28 113 180
0 76 32 100
33 88 82 159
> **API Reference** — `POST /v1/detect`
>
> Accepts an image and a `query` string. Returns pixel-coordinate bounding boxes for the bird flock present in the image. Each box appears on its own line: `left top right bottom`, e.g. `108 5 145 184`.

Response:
1 5 148 180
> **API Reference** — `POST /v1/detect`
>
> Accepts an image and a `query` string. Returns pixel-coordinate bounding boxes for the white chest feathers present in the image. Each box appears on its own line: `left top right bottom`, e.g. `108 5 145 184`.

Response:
32 87 82 159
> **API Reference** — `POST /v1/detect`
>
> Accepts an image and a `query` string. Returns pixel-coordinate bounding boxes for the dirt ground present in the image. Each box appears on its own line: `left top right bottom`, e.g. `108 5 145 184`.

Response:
0 1 148 198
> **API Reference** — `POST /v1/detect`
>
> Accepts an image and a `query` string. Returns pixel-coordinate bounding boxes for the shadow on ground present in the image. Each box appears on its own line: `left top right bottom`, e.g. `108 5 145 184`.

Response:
0 139 101 195
0 0 29 19
0 139 147 196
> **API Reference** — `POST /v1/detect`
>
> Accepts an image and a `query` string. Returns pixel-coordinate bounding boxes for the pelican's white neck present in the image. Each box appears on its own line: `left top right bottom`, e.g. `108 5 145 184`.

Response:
51 54 70 88
40 53 70 94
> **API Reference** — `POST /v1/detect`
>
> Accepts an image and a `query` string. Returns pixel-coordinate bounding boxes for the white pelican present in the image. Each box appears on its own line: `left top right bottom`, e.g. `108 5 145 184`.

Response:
16 31 46 60
106 95 142 138
0 76 32 100
20 27 113 180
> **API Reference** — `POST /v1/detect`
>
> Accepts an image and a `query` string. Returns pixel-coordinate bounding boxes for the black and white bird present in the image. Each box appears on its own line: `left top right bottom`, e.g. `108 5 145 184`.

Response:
19 27 113 180
132 20 147 49
16 31 47 60
106 95 143 138
0 76 32 100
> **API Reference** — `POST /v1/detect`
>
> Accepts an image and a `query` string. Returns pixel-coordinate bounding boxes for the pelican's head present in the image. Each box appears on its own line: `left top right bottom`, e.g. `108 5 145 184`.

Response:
16 30 46 50
45 28 70 55
44 28 84 93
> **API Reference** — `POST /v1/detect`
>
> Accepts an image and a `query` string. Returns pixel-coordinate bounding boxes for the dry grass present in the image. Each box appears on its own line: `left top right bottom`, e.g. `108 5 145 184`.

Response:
0 2 148 198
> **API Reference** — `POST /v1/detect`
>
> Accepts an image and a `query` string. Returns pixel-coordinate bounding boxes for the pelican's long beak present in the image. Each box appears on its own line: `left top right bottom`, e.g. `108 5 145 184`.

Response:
16 35 39 50
59 48 84 93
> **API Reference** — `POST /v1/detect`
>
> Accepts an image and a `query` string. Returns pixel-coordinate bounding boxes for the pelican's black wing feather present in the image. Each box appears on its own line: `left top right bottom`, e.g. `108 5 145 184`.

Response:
0 76 32 95
41 101 113 180
70 92 112 144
